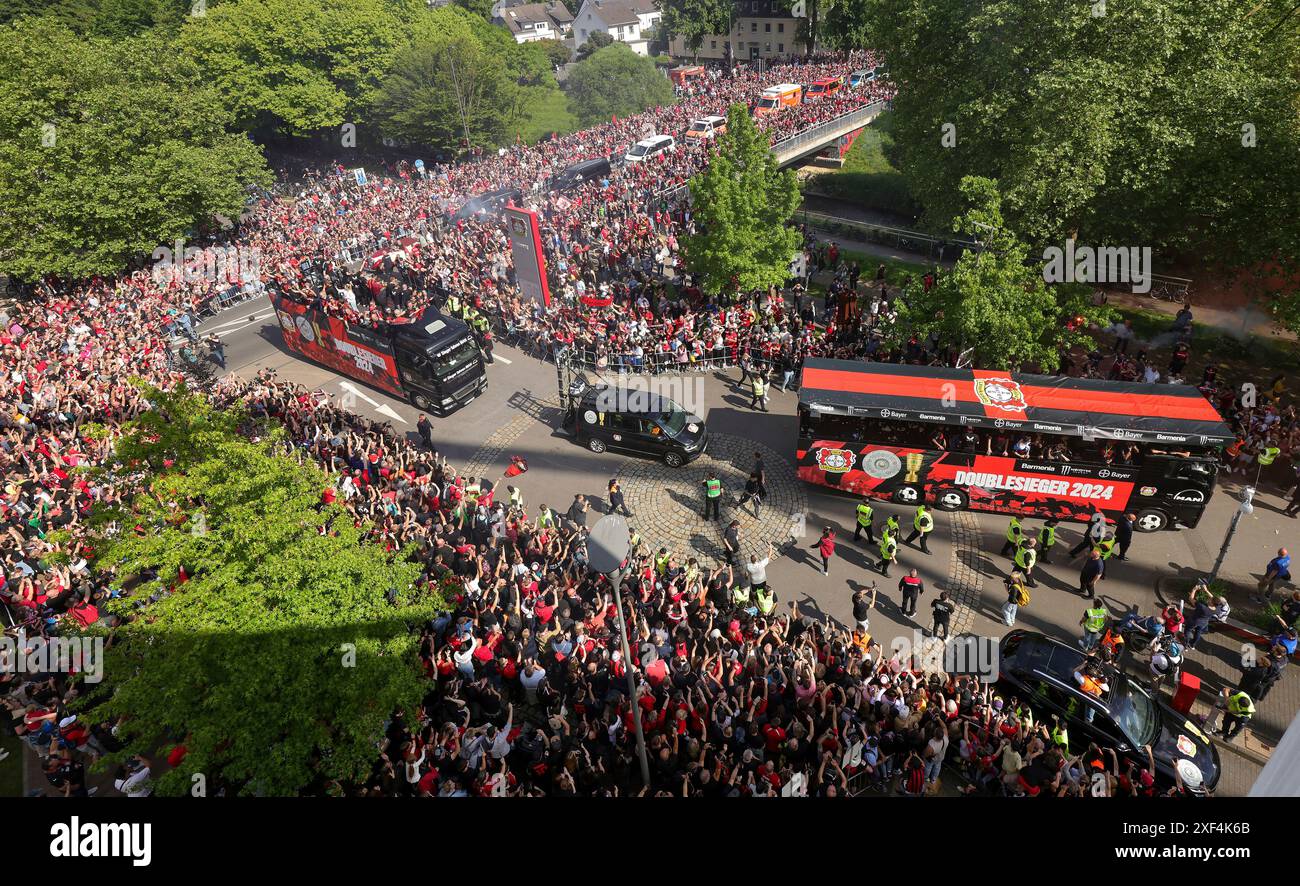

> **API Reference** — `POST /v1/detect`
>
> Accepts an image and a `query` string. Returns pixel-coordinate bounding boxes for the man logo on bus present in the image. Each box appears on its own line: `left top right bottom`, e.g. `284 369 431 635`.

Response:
816 447 857 473
974 378 1028 413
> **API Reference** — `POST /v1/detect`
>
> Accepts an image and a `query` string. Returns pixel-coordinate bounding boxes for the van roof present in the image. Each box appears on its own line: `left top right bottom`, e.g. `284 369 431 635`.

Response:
636 134 673 146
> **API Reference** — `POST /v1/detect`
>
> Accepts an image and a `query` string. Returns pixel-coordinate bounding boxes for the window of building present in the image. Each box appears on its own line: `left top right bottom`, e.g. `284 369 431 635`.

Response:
710 40 716 49
765 22 770 31
750 22 757 32
778 43 783 52
778 22 784 32
765 42 770 52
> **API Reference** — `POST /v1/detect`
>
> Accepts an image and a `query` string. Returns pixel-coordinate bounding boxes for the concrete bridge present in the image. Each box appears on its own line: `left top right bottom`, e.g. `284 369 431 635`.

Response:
770 101 888 167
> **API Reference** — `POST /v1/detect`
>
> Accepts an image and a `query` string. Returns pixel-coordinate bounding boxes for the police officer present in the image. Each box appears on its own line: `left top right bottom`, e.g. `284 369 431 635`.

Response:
1079 603 1107 651
1222 690 1256 741
1038 518 1058 564
999 516 1023 557
905 504 933 554
878 526 898 577
853 498 875 544
1014 538 1039 587
702 472 722 521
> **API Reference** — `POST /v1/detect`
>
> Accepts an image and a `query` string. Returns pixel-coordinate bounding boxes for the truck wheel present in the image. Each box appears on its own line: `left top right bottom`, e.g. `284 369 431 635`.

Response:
587 437 607 454
1135 509 1168 532
664 451 684 468
411 392 432 411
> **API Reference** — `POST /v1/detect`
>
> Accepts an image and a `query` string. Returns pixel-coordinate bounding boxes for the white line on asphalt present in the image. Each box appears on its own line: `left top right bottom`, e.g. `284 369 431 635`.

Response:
376 404 408 423
494 355 512 364
204 312 266 333
338 381 381 408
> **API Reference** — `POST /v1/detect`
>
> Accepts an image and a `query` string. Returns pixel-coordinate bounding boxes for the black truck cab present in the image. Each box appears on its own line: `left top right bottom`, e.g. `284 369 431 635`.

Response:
389 311 487 412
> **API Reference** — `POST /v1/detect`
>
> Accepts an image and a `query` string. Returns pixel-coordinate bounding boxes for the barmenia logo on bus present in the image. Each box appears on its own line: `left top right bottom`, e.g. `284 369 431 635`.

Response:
973 378 1028 412
816 447 857 473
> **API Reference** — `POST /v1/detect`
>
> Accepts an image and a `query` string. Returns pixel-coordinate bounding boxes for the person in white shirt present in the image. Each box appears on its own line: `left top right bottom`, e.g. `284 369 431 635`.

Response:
746 543 773 592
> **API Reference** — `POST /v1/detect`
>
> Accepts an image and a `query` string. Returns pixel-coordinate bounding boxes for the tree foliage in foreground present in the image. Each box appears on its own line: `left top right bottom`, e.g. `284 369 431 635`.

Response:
81 388 442 796
0 18 268 279
684 104 802 296
885 176 1110 371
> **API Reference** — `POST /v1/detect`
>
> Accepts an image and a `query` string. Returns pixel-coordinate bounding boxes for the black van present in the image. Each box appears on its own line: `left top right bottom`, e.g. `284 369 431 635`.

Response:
563 376 708 467
553 157 612 192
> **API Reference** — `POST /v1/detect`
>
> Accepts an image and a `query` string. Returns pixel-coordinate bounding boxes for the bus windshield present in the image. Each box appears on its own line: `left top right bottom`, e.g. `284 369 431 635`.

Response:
428 338 479 380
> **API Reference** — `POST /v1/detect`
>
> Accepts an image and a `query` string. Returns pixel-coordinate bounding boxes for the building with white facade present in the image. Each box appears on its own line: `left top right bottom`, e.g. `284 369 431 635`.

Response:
572 0 661 55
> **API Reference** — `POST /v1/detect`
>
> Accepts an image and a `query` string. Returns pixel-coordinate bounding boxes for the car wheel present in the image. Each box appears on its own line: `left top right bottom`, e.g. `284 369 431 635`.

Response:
893 485 921 505
1135 509 1167 532
587 437 607 454
664 451 684 468
936 489 967 511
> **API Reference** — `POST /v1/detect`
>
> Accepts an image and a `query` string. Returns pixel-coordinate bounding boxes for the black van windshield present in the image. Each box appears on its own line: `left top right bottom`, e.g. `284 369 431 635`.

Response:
659 408 690 436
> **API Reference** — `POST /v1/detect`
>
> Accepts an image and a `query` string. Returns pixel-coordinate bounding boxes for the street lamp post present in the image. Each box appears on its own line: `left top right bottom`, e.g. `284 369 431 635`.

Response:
1209 485 1254 585
586 514 651 788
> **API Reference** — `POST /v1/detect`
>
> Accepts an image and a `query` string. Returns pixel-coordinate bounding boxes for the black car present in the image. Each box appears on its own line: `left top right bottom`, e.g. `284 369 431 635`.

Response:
563 376 707 467
552 158 612 192
998 630 1219 793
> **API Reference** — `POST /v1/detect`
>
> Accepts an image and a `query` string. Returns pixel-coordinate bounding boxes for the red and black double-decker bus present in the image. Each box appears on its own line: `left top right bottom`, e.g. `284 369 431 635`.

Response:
796 359 1233 531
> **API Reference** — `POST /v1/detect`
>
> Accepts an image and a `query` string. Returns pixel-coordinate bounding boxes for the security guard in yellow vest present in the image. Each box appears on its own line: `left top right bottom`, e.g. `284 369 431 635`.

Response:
732 583 751 607
445 293 462 316
755 585 776 615
1222 691 1256 741
884 513 900 539
1014 538 1038 586
702 472 722 521
507 485 523 510
1000 516 1023 557
1094 534 1117 561
878 527 898 577
655 548 671 576
1038 518 1059 564
629 528 641 551
749 374 768 412
1079 604 1107 652
853 499 875 544
905 504 934 554
536 504 555 529
1049 716 1070 750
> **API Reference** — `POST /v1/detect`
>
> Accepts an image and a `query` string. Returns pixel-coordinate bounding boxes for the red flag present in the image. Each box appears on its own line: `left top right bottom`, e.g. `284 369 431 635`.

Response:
612 114 618 123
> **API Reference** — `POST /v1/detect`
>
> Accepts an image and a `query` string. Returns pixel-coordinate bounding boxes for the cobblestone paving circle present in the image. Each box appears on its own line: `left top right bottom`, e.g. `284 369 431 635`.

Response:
946 509 985 635
615 433 807 566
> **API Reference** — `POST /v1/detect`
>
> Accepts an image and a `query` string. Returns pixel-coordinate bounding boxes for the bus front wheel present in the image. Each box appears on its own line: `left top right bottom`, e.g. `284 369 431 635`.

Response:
1135 509 1168 532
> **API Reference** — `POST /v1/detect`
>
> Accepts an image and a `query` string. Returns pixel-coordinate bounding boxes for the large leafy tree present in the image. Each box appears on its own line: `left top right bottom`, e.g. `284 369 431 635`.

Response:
178 0 410 136
0 18 268 279
566 42 674 127
660 0 730 58
823 0 873 50
684 104 802 296
370 6 557 152
863 0 1300 275
79 388 443 796
886 176 1108 371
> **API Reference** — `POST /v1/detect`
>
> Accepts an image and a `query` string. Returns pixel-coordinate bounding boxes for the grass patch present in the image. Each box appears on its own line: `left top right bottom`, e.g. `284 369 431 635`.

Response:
521 88 579 143
0 733 22 797
803 111 922 221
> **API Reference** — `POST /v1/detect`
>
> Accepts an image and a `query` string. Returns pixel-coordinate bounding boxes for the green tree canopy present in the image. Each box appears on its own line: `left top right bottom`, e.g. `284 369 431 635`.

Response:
885 176 1109 371
178 0 410 136
659 0 730 57
370 5 560 152
534 37 573 69
863 0 1300 273
0 18 268 279
683 104 802 296
575 28 614 60
566 42 673 127
79 387 443 796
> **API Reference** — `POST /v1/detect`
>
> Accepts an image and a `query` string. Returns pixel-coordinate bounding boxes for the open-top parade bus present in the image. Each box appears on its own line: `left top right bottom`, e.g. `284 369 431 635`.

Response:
796 359 1233 531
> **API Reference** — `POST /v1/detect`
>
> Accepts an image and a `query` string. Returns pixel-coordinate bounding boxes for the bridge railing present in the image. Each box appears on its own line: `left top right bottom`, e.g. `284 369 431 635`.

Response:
769 101 888 161
796 209 981 264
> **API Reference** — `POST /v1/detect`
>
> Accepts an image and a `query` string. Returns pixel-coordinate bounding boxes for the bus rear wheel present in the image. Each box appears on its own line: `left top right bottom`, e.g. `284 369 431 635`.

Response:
936 489 967 512
1135 509 1168 532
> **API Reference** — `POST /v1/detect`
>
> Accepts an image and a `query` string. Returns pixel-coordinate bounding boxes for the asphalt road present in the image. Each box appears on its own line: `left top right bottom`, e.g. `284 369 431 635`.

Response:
197 295 1298 796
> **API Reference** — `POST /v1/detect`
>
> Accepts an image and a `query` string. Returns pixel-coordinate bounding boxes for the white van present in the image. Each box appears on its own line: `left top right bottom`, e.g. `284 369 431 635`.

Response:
684 115 727 142
624 134 676 163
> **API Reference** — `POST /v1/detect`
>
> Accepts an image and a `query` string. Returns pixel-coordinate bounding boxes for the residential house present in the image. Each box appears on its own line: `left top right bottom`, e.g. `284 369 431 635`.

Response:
572 0 661 55
495 1 575 43
668 0 801 62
